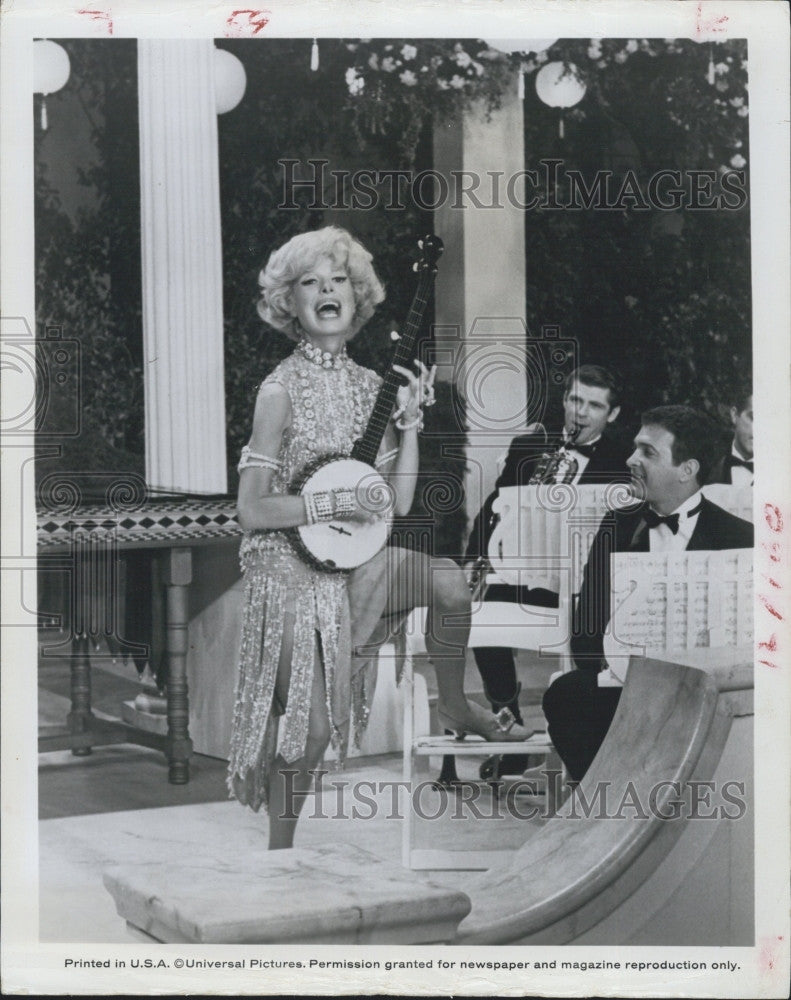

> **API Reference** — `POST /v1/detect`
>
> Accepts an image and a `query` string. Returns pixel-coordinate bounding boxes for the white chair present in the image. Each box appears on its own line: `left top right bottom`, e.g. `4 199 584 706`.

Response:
400 593 569 870
400 483 633 869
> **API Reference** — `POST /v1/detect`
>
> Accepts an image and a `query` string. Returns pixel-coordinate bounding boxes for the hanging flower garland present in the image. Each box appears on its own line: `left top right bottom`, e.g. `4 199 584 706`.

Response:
332 37 747 171
340 39 514 159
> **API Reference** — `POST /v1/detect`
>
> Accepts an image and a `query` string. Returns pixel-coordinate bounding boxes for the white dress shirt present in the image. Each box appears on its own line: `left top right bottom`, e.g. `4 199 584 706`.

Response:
647 490 703 553
728 444 754 487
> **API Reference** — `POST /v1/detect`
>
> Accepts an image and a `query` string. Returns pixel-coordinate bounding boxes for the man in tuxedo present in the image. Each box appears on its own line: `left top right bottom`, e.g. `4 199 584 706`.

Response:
436 364 631 786
707 389 753 486
543 404 754 783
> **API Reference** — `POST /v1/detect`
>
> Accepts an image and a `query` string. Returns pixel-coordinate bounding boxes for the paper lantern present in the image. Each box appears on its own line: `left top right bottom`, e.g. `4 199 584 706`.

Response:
214 48 247 114
34 39 71 95
535 60 586 137
33 40 71 130
535 61 586 107
484 38 558 55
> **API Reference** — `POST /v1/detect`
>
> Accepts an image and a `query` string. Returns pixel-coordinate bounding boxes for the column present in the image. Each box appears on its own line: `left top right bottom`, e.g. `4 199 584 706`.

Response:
433 75 527 526
138 40 227 494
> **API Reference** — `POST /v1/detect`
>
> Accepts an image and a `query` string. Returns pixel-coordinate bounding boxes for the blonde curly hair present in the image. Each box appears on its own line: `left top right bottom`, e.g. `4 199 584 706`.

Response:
257 227 385 341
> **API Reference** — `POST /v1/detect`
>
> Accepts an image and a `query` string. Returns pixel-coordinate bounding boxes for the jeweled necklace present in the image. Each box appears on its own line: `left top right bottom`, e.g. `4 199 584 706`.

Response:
297 337 347 370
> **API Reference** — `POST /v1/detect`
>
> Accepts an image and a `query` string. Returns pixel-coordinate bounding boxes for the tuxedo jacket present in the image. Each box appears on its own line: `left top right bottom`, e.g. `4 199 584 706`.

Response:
706 450 753 485
570 496 754 671
465 427 632 562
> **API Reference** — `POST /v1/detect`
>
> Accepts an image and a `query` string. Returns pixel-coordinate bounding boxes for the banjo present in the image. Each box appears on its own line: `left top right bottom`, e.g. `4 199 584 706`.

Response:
290 235 443 572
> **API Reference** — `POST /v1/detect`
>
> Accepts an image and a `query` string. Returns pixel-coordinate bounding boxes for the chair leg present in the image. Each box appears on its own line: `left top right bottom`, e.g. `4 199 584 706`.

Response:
402 647 415 868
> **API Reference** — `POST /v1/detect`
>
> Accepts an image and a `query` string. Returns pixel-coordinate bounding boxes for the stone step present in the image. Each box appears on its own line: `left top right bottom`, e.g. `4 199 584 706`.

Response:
104 843 471 945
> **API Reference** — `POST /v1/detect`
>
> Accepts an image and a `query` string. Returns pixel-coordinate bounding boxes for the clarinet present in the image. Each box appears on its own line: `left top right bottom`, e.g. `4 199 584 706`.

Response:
468 554 490 600
468 423 581 598
527 424 582 484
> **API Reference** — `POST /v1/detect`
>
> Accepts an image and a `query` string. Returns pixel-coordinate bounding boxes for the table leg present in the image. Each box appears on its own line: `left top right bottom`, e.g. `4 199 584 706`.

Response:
163 547 193 784
68 633 93 756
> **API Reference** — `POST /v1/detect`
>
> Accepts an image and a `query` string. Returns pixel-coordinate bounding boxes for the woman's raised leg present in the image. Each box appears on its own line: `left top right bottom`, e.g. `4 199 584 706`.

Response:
382 550 530 741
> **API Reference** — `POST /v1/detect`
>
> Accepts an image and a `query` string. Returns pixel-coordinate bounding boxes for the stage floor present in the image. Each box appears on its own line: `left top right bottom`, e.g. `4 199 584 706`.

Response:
39 750 551 943
38 644 553 943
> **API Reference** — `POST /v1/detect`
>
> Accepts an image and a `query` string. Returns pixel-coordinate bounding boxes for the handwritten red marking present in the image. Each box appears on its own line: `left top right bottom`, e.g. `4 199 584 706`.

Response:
759 634 777 652
695 2 728 38
764 503 784 533
759 595 783 621
764 576 782 589
762 541 781 563
77 8 113 34
758 935 785 974
758 659 778 669
225 9 270 37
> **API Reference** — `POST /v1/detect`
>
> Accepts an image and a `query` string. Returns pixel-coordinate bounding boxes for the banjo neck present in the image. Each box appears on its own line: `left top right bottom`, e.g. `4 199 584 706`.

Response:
351 236 443 467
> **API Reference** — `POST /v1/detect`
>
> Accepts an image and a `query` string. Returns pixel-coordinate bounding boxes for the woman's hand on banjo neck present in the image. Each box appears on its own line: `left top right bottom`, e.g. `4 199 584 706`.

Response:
392 358 437 426
381 358 437 517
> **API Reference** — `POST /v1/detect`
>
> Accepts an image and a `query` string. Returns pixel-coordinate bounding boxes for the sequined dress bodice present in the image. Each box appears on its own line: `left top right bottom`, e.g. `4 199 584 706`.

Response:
239 350 381 568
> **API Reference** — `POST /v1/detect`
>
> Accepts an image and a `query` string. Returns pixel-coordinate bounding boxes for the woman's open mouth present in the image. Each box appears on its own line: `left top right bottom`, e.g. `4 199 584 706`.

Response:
316 300 341 318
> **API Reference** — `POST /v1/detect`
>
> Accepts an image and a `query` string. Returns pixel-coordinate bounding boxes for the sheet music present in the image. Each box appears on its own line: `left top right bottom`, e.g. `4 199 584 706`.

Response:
603 549 754 683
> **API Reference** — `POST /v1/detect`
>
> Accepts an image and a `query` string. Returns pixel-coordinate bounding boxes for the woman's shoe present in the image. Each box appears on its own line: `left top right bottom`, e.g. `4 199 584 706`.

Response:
437 701 534 742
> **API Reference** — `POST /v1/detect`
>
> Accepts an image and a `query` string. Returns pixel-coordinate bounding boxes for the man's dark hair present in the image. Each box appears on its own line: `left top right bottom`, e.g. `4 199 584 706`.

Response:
641 404 718 485
564 364 622 410
731 383 753 414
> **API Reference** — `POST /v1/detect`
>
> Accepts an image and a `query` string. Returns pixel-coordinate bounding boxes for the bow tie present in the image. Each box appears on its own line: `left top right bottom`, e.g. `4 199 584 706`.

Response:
643 499 703 535
565 441 597 459
643 509 680 534
726 454 753 474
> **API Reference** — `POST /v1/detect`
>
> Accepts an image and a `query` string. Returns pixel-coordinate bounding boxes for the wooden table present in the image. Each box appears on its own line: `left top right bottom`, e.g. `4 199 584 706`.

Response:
37 494 241 784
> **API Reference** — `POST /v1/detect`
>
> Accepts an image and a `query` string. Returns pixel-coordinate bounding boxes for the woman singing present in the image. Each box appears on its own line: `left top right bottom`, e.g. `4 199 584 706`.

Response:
227 227 531 849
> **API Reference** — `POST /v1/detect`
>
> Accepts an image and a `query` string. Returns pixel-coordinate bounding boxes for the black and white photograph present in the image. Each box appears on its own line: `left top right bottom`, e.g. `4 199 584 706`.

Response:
1 1 789 996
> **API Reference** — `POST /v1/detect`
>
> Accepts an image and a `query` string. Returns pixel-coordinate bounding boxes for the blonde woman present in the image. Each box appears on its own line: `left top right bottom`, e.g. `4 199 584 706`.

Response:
227 227 531 849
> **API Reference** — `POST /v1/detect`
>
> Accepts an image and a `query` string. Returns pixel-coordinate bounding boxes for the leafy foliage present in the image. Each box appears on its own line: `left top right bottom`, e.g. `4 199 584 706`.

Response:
35 40 144 491
35 35 751 514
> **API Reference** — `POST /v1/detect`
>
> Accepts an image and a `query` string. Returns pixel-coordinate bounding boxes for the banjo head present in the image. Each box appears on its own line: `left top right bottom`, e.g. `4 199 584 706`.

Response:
294 457 394 571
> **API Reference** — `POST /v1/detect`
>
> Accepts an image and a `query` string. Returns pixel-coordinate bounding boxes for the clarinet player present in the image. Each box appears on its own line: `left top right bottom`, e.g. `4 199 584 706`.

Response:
437 364 632 787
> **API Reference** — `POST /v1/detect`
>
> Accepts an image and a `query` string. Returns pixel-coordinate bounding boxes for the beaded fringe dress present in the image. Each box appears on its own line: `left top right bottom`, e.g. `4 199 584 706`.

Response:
227 349 403 812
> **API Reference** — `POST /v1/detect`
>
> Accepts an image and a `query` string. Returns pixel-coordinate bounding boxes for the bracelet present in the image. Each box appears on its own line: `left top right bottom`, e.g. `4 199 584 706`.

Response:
304 492 319 526
395 411 424 432
313 490 334 522
237 445 282 474
304 491 335 525
332 488 356 519
375 446 400 469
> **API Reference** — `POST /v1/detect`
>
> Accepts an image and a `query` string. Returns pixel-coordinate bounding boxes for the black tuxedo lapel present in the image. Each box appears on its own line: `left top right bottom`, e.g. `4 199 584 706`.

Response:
687 497 754 550
626 518 651 552
687 499 719 551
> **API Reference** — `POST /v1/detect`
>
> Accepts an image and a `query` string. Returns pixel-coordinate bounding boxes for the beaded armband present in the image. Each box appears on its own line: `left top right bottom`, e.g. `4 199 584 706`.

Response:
304 493 318 526
237 445 282 474
332 488 356 519
304 490 335 526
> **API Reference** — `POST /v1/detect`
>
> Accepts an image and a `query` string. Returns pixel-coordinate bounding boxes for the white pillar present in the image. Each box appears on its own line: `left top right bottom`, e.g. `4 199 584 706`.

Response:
138 40 227 494
434 75 527 528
